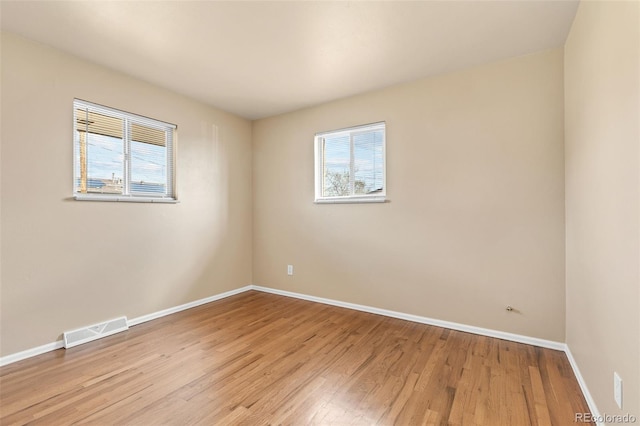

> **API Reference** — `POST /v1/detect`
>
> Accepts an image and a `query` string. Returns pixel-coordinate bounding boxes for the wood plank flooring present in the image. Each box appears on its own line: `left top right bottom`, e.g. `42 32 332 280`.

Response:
0 291 592 425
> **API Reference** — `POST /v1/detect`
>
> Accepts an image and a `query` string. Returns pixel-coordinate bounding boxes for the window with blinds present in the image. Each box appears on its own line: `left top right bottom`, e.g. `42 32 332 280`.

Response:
73 99 177 202
314 122 386 203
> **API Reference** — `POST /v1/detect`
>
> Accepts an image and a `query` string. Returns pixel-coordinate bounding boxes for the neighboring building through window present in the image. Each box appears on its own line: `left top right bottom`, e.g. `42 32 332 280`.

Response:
73 99 177 202
314 122 386 203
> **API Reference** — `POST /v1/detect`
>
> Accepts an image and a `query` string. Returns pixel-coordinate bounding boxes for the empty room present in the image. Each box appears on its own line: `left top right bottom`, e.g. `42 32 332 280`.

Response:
0 1 638 425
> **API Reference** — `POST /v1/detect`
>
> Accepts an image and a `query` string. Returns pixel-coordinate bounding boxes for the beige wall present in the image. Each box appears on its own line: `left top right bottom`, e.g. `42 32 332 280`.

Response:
0 33 253 356
565 0 640 419
253 49 566 342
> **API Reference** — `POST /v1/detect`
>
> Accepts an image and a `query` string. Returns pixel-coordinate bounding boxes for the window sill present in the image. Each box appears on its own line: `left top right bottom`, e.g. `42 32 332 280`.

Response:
74 194 179 203
314 196 386 204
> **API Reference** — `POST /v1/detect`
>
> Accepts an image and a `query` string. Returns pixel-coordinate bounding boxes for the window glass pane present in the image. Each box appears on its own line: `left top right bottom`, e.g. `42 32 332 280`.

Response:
322 134 351 197
315 122 385 202
353 130 384 195
75 109 124 194
85 133 124 194
130 134 167 195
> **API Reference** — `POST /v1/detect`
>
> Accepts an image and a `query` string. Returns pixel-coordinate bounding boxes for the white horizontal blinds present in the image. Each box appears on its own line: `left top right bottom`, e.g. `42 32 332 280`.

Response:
73 99 176 199
74 105 125 195
352 128 384 195
319 122 385 198
128 121 169 195
322 132 352 197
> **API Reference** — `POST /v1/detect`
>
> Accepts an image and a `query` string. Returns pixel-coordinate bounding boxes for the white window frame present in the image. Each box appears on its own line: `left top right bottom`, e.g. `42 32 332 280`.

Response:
314 122 386 204
73 99 178 203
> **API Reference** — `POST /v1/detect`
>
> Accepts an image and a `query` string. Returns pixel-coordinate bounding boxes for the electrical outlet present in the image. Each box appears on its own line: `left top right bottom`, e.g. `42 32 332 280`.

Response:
287 265 293 276
614 372 622 409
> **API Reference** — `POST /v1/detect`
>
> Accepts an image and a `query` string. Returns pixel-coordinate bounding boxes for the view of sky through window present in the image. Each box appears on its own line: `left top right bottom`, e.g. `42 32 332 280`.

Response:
322 129 384 197
75 132 167 193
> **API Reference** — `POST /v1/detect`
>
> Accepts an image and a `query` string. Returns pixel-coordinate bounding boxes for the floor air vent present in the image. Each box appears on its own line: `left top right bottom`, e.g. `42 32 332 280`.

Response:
63 316 129 348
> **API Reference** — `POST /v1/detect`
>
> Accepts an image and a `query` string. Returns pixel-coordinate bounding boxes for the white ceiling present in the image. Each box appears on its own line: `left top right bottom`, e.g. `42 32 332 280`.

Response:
0 1 579 120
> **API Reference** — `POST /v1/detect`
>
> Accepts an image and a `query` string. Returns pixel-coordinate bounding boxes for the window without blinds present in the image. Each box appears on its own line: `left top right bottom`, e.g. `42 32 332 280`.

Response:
314 122 386 203
73 99 176 201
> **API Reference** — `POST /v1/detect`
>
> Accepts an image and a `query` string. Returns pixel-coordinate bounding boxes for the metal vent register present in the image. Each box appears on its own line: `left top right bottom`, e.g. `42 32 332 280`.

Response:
63 316 128 348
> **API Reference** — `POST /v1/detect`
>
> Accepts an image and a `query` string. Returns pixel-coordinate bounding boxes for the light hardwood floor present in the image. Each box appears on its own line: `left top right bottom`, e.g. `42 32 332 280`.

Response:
1 291 592 425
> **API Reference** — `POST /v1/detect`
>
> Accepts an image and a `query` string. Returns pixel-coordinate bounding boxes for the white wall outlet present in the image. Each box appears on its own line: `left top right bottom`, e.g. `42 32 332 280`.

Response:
287 265 293 276
614 372 622 409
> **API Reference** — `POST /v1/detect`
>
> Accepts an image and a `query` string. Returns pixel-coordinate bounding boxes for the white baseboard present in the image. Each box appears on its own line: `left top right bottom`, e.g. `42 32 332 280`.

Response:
128 285 252 327
0 285 252 367
0 340 64 367
250 285 565 351
564 345 603 426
